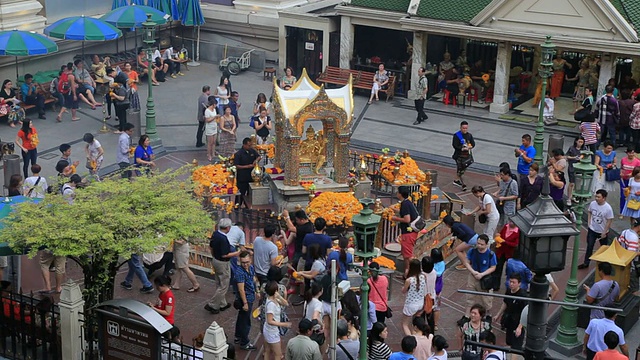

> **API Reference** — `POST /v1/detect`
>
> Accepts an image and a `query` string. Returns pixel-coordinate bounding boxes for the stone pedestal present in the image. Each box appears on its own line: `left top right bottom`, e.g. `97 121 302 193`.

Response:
202 321 229 360
250 182 270 206
410 31 427 98
339 16 353 69
489 41 512 114
59 281 85 360
269 176 371 210
0 0 46 32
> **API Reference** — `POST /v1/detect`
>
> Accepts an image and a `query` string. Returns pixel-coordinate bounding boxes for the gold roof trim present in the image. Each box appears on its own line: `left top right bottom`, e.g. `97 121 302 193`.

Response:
590 239 637 266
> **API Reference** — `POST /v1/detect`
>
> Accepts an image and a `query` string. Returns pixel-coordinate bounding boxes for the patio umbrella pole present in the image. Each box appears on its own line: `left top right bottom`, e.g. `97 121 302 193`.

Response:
187 25 200 66
14 57 18 82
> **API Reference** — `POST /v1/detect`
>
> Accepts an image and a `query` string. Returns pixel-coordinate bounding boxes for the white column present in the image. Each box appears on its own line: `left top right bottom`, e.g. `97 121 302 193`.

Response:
58 281 85 360
596 54 614 98
339 16 353 69
411 31 427 97
490 41 512 114
202 322 229 360
322 28 330 70
278 22 287 69
0 0 46 32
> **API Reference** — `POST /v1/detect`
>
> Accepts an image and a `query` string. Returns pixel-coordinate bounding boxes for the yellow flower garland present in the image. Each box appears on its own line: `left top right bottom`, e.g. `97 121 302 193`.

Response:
192 164 239 196
307 192 363 226
379 156 426 184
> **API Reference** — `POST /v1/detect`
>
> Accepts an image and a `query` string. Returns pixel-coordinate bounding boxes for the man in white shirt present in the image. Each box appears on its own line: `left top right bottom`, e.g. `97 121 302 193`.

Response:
23 164 48 199
117 123 135 179
617 219 640 291
162 46 183 78
579 189 614 269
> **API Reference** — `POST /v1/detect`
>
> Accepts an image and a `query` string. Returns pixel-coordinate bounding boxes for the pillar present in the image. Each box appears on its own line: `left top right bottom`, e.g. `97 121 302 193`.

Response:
274 119 285 168
411 31 427 96
58 281 85 360
284 136 301 186
339 16 354 69
596 53 614 98
0 0 46 32
202 322 229 360
489 41 512 114
334 135 350 183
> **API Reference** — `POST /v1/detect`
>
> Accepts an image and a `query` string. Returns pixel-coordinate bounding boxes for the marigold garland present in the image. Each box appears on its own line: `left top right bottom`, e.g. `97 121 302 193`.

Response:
256 144 275 159
372 256 396 270
307 192 363 226
379 156 427 185
192 164 238 196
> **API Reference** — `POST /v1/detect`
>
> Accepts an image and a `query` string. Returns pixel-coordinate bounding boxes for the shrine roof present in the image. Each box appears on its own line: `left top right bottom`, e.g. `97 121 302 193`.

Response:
611 0 640 34
348 0 411 13
415 0 492 23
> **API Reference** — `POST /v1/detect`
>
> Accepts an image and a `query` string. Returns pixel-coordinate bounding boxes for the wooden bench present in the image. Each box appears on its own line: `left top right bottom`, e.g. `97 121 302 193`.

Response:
317 66 360 87
16 81 58 113
353 71 396 102
159 48 189 71
317 66 396 101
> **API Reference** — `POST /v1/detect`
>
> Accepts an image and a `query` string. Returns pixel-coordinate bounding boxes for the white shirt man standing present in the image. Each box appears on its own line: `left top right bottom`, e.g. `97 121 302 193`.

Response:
117 123 135 179
579 189 614 269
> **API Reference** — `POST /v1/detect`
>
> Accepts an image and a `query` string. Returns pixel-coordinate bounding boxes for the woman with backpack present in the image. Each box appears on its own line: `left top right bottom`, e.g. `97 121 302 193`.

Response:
263 281 291 360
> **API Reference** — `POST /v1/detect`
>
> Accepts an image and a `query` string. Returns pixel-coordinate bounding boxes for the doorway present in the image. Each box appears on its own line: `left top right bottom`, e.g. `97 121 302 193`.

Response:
285 27 324 80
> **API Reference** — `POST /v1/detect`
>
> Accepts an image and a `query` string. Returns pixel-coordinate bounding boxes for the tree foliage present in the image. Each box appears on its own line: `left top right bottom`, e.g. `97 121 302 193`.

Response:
0 166 214 308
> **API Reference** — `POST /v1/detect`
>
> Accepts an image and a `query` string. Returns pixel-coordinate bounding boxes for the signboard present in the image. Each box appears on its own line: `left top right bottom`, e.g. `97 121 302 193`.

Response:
100 311 159 360
305 42 315 51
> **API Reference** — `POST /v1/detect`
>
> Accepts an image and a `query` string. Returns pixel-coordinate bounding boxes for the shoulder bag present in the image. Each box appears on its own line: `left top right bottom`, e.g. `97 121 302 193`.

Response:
26 176 41 197
371 278 392 318
406 200 426 231
337 342 356 360
473 249 494 290
605 166 621 182
478 194 488 224
496 180 513 215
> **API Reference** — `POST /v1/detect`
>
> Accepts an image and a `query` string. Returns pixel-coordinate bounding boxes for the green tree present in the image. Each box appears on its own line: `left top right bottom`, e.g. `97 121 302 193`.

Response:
0 166 213 310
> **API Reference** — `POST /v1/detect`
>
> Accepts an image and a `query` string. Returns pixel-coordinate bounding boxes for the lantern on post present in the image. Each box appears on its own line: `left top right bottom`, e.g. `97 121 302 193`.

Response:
511 172 578 359
142 14 158 141
351 198 381 360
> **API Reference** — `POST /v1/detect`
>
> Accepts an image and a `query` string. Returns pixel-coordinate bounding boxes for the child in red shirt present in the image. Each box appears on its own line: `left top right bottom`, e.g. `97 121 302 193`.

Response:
148 275 175 325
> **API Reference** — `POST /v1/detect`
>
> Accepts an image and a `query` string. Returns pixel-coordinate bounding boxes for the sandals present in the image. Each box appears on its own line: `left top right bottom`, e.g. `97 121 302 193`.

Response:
56 115 62 122
187 287 200 293
72 118 80 121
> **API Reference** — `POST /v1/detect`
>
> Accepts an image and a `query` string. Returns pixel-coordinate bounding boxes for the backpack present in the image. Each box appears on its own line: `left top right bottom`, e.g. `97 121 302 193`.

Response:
58 72 71 94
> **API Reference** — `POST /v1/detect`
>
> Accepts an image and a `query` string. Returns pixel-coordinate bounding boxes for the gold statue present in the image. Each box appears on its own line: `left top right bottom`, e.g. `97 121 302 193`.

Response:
299 125 327 175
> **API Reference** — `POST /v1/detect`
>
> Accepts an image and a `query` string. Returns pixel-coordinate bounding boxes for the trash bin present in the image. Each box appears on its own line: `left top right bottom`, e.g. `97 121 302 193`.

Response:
3 154 21 191
128 109 141 140
547 134 564 160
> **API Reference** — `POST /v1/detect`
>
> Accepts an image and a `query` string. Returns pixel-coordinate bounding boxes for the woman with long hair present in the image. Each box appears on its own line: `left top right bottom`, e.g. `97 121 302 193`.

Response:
518 162 543 210
263 281 291 360
7 174 22 197
368 261 389 324
402 259 426 335
297 243 325 282
280 67 297 90
253 93 270 116
217 105 236 157
0 79 18 127
431 248 445 331
254 106 272 145
622 166 640 222
214 77 230 115
566 136 586 204
368 322 391 360
412 316 434 359
15 119 38 179
204 96 219 162
421 256 437 332
327 236 353 281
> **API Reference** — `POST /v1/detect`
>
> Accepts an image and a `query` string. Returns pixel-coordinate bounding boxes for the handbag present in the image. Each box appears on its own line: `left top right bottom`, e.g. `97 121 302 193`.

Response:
233 298 243 310
478 214 487 224
371 278 392 318
480 274 493 290
627 198 640 211
574 107 591 121
249 116 256 128
496 180 513 215
605 167 621 182
278 307 290 336
423 293 434 315
407 200 426 231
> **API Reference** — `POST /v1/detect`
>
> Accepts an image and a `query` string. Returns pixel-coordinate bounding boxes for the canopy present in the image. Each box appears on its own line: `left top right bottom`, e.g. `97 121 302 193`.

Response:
180 0 204 27
0 196 42 256
44 16 123 41
0 30 57 56
101 5 169 28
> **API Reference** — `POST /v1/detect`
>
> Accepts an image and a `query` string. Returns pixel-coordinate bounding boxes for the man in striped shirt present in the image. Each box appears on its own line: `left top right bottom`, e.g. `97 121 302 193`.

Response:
617 219 640 291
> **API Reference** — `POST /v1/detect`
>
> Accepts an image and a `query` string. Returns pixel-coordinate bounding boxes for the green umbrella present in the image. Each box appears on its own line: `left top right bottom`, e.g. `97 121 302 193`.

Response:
0 30 58 82
101 5 169 28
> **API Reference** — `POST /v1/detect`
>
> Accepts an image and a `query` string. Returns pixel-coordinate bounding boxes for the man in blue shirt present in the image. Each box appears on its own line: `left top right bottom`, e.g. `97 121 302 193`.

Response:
505 249 532 290
21 74 46 119
515 133 535 182
235 250 259 350
228 91 240 128
302 217 333 266
464 234 496 319
389 335 417 360
584 310 628 360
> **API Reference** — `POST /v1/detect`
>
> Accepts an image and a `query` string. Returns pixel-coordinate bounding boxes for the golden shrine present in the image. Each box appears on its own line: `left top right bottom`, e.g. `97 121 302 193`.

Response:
271 68 354 186
590 239 637 300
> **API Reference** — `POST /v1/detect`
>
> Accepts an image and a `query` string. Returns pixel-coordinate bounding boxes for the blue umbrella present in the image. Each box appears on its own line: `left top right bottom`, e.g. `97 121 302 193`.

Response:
180 0 204 27
168 0 180 21
112 0 128 10
44 16 122 41
130 0 144 5
0 30 58 81
147 0 158 7
101 5 169 28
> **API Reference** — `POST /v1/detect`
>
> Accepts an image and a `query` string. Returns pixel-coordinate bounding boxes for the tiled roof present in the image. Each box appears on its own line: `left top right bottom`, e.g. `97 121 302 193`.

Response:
615 0 640 34
415 0 492 23
349 0 411 13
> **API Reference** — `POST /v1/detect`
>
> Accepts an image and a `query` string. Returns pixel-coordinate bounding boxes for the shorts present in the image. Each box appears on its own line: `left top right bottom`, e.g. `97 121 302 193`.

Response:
467 234 479 247
403 301 423 316
63 93 78 109
262 328 280 344
0 256 7 268
322 300 341 317
39 251 66 274
400 232 419 259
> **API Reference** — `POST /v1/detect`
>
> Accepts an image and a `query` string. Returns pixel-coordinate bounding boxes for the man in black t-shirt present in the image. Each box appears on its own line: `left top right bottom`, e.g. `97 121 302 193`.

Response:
390 186 419 278
283 208 314 301
495 274 527 350
233 138 261 208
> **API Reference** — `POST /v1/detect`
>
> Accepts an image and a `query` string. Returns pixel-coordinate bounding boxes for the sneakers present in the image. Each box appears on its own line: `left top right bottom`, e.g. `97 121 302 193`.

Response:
577 263 589 270
177 72 185 76
140 285 154 293
170 74 177 79
204 304 220 314
120 281 132 290
453 180 463 188
240 343 257 351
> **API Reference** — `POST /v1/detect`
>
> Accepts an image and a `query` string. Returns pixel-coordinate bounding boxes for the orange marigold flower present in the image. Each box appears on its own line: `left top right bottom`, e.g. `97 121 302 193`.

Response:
307 192 363 226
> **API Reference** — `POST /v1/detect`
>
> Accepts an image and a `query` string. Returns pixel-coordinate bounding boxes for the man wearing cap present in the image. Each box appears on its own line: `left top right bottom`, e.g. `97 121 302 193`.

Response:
285 319 322 360
617 219 640 292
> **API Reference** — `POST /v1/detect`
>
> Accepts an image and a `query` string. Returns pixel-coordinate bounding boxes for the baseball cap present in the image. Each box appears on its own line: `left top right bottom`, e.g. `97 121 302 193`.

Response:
633 218 640 227
298 319 313 332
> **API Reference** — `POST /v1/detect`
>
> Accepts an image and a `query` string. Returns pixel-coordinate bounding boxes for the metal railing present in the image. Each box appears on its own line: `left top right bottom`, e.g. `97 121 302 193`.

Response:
161 340 204 360
77 311 101 360
0 288 61 360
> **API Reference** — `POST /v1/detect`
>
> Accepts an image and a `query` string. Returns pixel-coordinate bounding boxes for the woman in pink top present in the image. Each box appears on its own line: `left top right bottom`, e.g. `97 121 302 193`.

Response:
579 113 600 157
368 261 389 324
620 148 640 214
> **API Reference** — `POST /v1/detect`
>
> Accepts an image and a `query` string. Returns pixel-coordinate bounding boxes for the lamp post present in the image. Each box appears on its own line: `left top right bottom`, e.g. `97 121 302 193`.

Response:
351 198 381 360
533 36 556 166
142 14 158 141
510 171 578 360
553 151 597 353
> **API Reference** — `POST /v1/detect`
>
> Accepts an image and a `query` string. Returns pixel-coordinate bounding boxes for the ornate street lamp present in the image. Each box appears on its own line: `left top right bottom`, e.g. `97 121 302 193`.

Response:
511 172 578 359
351 198 381 360
142 14 158 141
553 151 597 354
533 36 556 166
